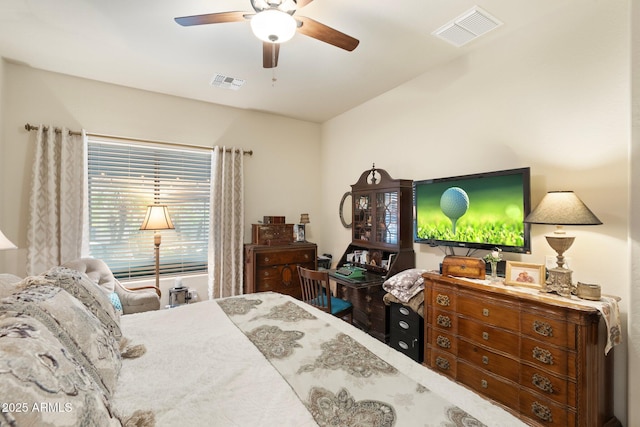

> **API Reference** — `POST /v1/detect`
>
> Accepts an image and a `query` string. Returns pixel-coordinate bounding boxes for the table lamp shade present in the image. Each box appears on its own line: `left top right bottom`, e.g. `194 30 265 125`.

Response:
524 191 602 226
300 213 310 224
140 204 175 231
0 230 17 250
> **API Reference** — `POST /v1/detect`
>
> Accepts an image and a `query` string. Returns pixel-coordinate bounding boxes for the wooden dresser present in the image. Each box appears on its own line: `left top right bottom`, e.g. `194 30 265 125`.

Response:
423 272 620 427
244 242 317 299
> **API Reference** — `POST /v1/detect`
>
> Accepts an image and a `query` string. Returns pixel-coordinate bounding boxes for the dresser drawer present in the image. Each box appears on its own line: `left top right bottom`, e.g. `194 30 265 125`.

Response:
430 308 457 333
430 328 458 354
521 336 574 378
521 364 576 407
520 388 576 427
428 349 457 377
457 361 519 409
255 248 315 266
521 310 571 349
457 339 519 382
458 317 519 355
256 265 302 297
457 293 519 332
430 286 456 311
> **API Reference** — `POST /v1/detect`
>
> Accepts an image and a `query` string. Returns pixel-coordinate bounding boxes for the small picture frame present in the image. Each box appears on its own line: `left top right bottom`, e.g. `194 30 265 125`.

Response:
293 224 305 242
505 261 546 288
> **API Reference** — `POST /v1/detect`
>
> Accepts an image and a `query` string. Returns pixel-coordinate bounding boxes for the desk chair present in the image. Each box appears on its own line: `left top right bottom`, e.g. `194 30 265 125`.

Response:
297 265 353 323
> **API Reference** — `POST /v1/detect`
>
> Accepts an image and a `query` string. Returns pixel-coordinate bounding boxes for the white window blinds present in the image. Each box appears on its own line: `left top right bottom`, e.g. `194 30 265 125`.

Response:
87 137 211 279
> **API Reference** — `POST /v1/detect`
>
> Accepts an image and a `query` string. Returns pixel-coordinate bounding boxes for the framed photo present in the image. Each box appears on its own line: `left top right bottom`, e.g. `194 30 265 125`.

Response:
505 261 546 288
293 224 305 242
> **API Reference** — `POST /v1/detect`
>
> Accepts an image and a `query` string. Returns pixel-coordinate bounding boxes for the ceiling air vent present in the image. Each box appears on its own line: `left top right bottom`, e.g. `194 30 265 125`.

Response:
433 6 503 47
210 73 245 90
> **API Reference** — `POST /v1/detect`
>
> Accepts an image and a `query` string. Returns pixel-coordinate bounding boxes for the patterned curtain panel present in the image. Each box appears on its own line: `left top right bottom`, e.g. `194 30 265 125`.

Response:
208 146 244 298
27 126 87 275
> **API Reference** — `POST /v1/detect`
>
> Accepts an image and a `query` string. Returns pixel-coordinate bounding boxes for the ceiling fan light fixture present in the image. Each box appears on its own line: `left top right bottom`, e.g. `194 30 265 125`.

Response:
250 9 297 43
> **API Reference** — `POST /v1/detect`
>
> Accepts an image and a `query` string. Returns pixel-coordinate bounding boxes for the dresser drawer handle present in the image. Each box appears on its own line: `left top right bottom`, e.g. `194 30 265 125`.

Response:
532 346 554 365
532 401 553 422
532 373 554 393
482 355 489 365
398 341 409 350
437 315 452 328
398 321 409 330
264 257 270 262
435 356 450 370
482 308 489 317
399 307 410 316
436 335 451 349
481 379 488 389
436 294 450 307
304 254 309 259
482 332 489 341
533 320 554 337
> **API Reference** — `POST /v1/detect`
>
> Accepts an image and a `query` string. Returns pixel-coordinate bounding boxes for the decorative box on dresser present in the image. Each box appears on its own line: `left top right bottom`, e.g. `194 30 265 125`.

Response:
244 242 317 300
423 272 620 427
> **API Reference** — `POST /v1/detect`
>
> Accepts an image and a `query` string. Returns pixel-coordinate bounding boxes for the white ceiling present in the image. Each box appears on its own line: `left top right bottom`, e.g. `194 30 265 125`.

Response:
0 0 570 123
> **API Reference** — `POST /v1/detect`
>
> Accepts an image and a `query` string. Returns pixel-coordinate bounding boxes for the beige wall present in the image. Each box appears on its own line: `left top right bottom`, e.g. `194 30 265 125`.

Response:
0 62 321 275
320 1 631 424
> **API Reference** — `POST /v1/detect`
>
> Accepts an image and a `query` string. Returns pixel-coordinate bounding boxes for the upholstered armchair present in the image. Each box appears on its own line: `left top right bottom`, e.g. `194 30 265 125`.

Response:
63 258 161 315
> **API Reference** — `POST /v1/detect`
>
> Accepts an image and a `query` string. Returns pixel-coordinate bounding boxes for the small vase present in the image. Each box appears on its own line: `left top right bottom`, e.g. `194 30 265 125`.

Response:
490 261 499 282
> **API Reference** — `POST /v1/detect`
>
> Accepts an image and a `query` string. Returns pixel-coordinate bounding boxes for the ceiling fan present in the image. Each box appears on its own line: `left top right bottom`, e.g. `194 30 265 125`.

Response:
175 0 359 68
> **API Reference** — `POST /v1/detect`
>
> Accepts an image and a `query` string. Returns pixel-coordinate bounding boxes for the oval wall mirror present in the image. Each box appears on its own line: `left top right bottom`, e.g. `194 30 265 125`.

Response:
339 191 352 228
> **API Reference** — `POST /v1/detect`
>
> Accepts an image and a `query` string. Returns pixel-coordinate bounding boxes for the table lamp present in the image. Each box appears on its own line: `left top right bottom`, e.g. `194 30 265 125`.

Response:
139 204 174 289
524 191 602 296
0 229 17 250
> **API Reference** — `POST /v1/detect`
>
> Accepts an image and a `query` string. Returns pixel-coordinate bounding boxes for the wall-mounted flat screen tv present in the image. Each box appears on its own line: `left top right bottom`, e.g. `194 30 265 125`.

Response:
413 167 531 254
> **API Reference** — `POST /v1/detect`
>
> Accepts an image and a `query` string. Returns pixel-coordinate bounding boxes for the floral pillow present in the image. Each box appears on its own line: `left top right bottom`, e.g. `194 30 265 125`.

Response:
382 268 428 303
0 314 121 426
41 266 122 341
0 285 121 396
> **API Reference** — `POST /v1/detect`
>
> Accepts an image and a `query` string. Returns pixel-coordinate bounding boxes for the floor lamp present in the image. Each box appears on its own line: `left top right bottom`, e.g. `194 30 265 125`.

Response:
140 204 174 290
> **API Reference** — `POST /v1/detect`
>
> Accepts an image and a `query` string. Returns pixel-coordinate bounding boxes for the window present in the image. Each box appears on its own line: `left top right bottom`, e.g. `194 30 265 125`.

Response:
87 136 211 279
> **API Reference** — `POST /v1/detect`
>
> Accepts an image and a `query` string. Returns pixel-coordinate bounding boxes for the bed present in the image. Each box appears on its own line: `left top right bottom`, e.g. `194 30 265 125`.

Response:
0 268 525 426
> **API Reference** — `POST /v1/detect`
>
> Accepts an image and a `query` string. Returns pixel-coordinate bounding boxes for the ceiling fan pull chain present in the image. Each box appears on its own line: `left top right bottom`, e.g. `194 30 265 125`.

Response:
272 48 278 86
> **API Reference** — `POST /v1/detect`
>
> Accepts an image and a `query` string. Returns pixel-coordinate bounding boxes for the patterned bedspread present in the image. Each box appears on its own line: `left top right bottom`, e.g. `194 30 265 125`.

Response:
218 293 504 427
114 292 525 427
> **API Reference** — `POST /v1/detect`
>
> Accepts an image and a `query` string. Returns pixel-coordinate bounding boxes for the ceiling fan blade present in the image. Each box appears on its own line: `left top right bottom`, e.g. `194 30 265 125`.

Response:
175 11 248 26
296 16 359 51
263 42 280 68
296 0 315 8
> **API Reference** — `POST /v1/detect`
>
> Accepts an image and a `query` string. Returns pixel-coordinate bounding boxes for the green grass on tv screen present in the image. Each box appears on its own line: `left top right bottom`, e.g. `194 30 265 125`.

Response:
415 174 525 247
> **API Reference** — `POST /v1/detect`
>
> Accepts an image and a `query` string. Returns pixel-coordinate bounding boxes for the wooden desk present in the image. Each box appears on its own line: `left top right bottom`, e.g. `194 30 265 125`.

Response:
328 270 388 342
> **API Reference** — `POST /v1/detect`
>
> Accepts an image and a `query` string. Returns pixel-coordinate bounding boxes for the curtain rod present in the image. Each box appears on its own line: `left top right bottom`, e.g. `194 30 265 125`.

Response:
24 123 253 156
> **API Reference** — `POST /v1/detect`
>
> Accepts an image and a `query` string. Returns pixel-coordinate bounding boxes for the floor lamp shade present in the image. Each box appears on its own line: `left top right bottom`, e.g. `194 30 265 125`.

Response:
139 204 174 231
